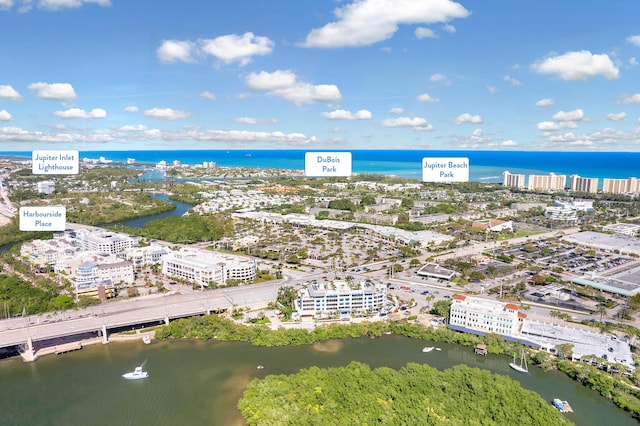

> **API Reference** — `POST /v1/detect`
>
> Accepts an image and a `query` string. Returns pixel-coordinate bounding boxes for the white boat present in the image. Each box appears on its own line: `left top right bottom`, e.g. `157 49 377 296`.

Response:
142 335 151 344
422 346 435 353
509 348 528 373
257 365 264 370
435 347 442 351
122 366 149 380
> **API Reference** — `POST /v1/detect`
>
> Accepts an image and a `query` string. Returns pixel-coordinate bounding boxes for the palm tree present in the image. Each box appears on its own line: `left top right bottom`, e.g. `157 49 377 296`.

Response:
595 304 607 321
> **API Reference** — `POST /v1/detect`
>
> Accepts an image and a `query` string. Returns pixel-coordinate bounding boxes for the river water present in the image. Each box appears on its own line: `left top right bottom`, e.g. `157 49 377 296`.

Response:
0 335 635 426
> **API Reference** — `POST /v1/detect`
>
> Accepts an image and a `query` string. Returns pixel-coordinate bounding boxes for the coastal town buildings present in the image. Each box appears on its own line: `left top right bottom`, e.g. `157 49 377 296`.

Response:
602 223 640 237
448 294 526 337
416 263 456 280
161 247 256 287
121 245 173 269
70 229 138 254
36 180 55 194
448 295 634 370
295 280 387 318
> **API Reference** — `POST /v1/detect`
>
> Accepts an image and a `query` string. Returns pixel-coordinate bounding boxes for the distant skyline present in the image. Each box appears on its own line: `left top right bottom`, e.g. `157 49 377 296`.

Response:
1 1 640 151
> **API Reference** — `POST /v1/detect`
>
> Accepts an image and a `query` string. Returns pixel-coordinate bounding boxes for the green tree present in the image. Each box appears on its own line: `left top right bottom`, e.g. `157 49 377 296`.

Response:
431 300 451 318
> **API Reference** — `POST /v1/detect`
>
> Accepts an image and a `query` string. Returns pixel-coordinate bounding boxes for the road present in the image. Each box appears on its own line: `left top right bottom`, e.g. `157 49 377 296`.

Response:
0 280 284 349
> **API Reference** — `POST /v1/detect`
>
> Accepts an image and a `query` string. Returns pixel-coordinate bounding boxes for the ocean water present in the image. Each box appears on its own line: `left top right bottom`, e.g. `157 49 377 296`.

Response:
2 150 638 184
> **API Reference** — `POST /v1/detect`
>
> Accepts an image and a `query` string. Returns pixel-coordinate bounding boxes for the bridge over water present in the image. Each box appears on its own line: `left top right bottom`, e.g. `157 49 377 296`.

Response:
0 281 281 361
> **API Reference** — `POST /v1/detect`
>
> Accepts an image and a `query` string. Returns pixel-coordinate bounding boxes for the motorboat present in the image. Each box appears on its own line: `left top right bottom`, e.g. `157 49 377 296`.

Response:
422 346 434 353
552 398 573 413
257 365 264 369
122 366 149 380
142 335 151 344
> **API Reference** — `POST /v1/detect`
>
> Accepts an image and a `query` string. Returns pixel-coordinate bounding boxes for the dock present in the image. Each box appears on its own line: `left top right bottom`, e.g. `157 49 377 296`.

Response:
55 342 82 355
474 344 488 355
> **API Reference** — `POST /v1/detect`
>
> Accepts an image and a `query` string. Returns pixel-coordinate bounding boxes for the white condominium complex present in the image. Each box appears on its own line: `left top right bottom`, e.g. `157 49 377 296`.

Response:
502 171 525 189
448 294 525 337
602 177 639 195
528 172 566 192
296 280 387 317
121 245 172 268
69 229 138 254
569 175 599 194
161 247 256 287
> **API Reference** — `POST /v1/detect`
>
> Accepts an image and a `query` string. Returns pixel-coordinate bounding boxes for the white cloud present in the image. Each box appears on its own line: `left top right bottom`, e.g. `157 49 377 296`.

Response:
620 93 640 104
302 0 470 48
442 24 456 33
605 112 626 121
536 121 578 130
143 108 191 120
627 35 640 46
415 27 436 39
630 57 638 66
471 128 483 138
0 85 22 100
54 108 106 119
453 113 482 125
36 0 111 11
28 82 76 100
381 116 433 131
245 70 297 91
199 32 274 66
502 139 518 147
417 93 440 103
200 91 216 100
245 70 341 106
119 124 147 131
503 75 522 86
0 125 319 147
486 86 499 94
552 109 584 122
531 50 620 81
156 40 196 64
535 98 554 107
0 0 13 10
123 106 138 113
390 107 404 114
235 117 259 124
430 73 449 84
542 128 640 149
322 109 372 120
0 109 11 122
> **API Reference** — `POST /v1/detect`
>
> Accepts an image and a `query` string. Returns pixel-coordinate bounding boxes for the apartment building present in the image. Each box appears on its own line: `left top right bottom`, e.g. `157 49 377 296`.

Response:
296 280 387 317
569 175 599 194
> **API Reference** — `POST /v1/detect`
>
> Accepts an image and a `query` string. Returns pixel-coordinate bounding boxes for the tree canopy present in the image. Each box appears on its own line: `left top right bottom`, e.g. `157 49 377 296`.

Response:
238 361 571 425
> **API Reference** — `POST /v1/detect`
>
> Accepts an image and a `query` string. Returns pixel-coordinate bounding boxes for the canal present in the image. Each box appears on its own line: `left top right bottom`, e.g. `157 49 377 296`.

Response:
0 335 635 426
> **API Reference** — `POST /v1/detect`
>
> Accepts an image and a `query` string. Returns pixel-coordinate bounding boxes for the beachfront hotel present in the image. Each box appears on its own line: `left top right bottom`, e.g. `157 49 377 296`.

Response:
295 280 387 318
161 247 256 287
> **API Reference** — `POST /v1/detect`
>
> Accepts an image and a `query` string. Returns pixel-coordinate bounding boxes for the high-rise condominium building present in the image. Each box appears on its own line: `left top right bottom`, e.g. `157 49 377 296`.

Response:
527 172 566 192
569 175 599 194
602 177 639 195
502 171 525 189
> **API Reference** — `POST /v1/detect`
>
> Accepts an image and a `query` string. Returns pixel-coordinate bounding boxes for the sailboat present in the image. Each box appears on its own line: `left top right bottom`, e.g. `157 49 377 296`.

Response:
509 348 528 373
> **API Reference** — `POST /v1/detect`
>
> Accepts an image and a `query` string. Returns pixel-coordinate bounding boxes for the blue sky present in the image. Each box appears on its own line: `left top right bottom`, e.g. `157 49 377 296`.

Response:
1 0 639 151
